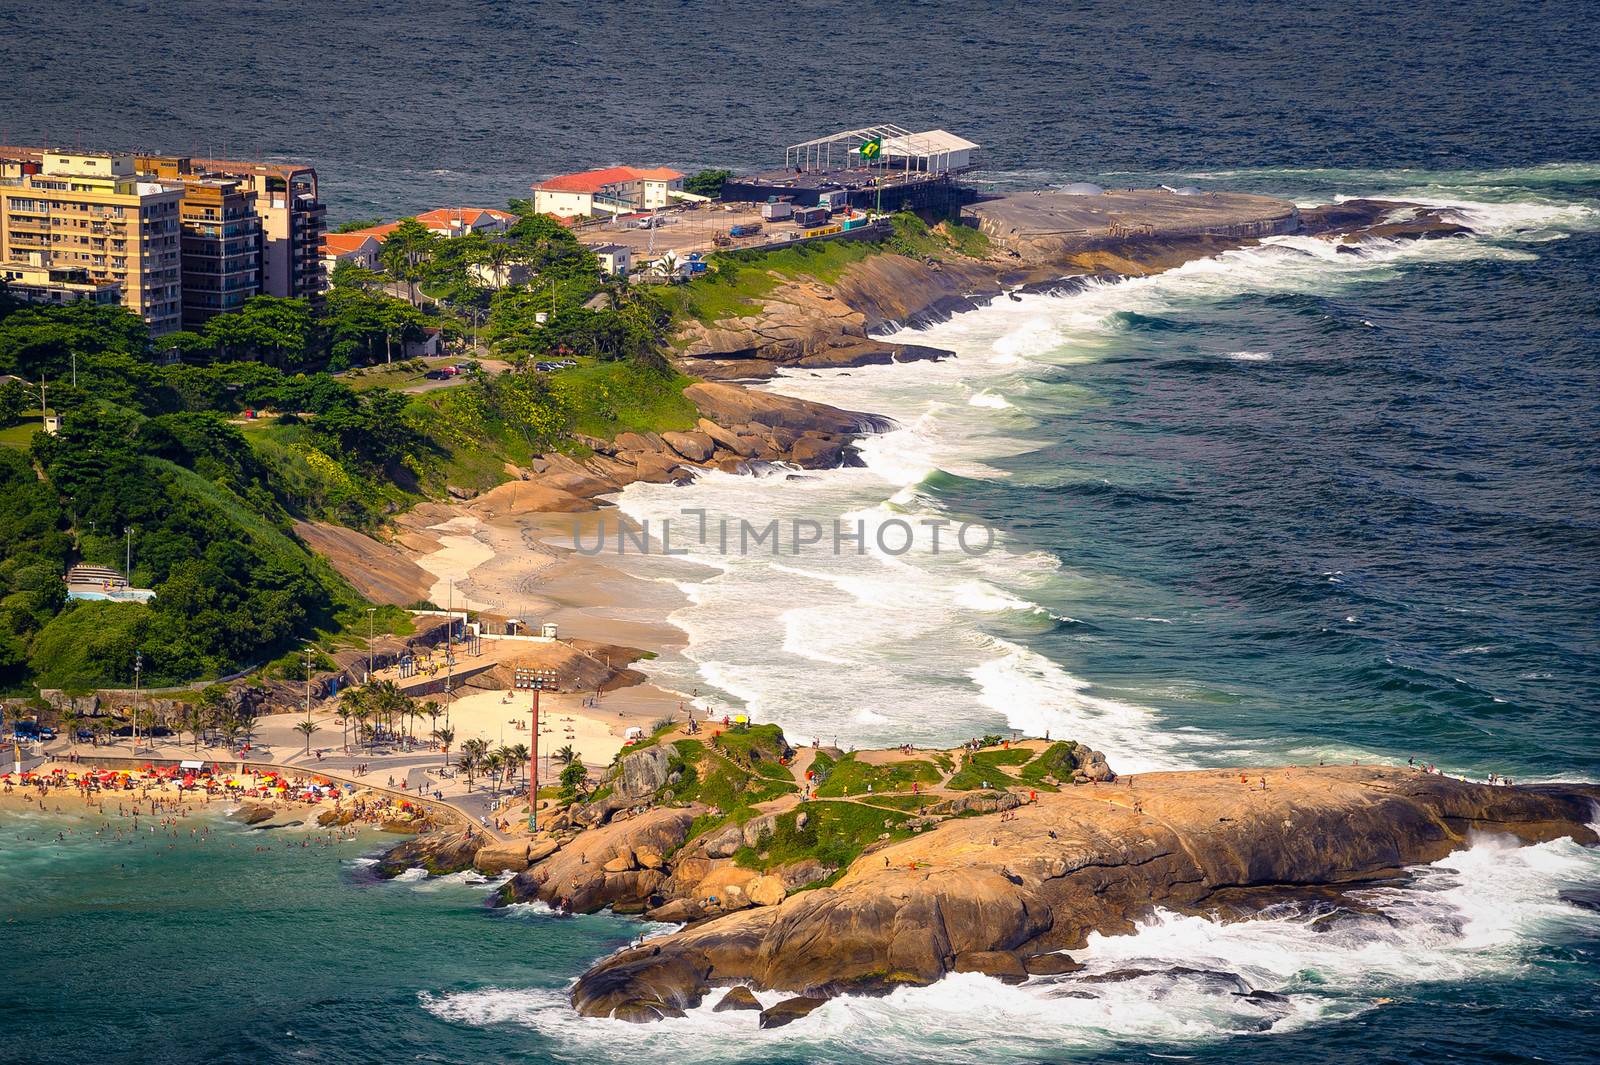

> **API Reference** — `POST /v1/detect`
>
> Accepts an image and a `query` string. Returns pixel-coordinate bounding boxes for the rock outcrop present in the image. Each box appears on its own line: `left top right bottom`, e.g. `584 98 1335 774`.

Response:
375 828 482 878
568 767 1599 1020
500 806 700 914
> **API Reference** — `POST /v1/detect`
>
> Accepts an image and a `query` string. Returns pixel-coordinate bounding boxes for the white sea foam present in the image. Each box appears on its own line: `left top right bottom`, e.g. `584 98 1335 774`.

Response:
613 180 1595 767
968 388 1013 408
420 833 1600 1063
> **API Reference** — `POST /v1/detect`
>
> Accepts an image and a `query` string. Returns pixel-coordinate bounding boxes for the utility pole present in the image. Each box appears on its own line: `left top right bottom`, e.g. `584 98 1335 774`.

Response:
445 579 455 730
71 351 77 389
124 526 132 585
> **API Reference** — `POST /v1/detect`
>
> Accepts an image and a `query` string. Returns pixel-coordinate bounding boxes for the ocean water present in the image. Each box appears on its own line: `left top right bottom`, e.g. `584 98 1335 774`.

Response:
620 165 1600 783
6 2 1600 1061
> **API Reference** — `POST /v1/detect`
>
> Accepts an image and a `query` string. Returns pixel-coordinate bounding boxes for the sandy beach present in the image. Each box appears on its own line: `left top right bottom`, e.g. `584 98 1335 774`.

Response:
403 500 708 763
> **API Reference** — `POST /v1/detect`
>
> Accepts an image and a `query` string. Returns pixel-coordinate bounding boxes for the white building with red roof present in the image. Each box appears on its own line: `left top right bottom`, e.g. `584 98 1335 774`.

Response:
531 165 685 218
413 207 517 238
319 230 383 288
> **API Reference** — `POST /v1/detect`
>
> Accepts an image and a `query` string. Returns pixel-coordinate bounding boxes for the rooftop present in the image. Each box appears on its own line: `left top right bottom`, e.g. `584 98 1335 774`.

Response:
414 207 517 227
321 232 382 255
339 221 401 243
534 166 684 193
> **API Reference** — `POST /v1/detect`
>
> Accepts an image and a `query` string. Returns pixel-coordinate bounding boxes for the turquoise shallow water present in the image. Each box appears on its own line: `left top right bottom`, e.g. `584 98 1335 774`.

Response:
0 807 643 1065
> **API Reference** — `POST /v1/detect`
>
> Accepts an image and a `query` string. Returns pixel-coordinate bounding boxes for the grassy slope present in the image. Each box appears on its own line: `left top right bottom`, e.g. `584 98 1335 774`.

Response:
0 423 40 449
812 751 942 797
658 213 992 329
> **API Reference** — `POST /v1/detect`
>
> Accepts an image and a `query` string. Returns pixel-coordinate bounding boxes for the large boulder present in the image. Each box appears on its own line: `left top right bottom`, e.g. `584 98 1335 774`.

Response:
953 950 1028 985
615 746 674 801
474 840 531 875
501 807 697 914
375 828 481 878
570 949 712 1021
685 382 885 436
702 824 745 859
747 875 787 907
663 431 716 463
1024 952 1085 976
741 814 778 850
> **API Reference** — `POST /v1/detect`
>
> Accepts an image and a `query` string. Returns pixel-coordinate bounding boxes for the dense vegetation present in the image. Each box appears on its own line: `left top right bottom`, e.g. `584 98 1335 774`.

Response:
0 207 688 694
0 201 989 697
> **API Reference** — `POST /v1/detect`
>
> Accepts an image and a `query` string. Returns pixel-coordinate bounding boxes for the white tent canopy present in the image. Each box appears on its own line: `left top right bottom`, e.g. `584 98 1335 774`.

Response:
784 124 980 174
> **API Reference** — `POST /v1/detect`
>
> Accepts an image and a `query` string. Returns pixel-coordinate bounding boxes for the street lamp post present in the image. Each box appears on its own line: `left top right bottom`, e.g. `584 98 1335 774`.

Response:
515 666 559 832
131 650 142 754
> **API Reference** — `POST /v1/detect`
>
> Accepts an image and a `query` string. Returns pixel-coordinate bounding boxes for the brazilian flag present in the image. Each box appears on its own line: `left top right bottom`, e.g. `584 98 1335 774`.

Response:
859 137 883 161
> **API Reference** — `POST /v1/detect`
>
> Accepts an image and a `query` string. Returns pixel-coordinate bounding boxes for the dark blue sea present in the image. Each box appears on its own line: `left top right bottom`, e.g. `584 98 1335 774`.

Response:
3 2 1598 1063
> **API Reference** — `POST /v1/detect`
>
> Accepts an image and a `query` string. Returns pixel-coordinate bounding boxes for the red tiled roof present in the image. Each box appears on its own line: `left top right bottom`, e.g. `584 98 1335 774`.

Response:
321 232 379 255
533 166 683 193
414 207 514 228
342 221 401 243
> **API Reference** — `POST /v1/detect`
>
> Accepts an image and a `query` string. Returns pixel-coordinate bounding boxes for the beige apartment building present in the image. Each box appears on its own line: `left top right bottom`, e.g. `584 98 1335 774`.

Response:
0 261 123 306
173 177 261 328
0 152 183 333
143 156 326 303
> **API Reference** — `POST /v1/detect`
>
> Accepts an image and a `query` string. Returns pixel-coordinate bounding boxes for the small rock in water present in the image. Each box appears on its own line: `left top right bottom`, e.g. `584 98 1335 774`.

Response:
1024 953 1085 976
758 995 829 1029
713 986 762 1012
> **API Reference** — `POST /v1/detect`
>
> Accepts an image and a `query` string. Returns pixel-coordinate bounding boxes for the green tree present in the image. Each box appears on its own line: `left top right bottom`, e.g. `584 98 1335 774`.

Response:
294 718 320 755
377 219 439 305
202 296 315 368
684 169 731 197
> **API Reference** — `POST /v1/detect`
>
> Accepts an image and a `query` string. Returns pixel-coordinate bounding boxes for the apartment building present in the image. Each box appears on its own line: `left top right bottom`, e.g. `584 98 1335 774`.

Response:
139 154 326 304
0 152 183 333
0 261 123 306
174 177 261 328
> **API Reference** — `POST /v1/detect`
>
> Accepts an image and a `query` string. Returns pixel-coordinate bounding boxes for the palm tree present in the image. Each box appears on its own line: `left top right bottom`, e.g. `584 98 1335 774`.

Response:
237 706 259 747
481 750 505 794
350 702 372 751
60 706 82 749
457 738 488 791
554 744 577 767
294 719 320 756
507 743 531 790
338 686 368 752
425 701 442 742
177 704 201 750
434 725 454 769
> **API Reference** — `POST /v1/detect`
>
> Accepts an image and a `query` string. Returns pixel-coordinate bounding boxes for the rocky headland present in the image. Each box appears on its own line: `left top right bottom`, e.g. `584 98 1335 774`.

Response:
377 726 1598 1028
